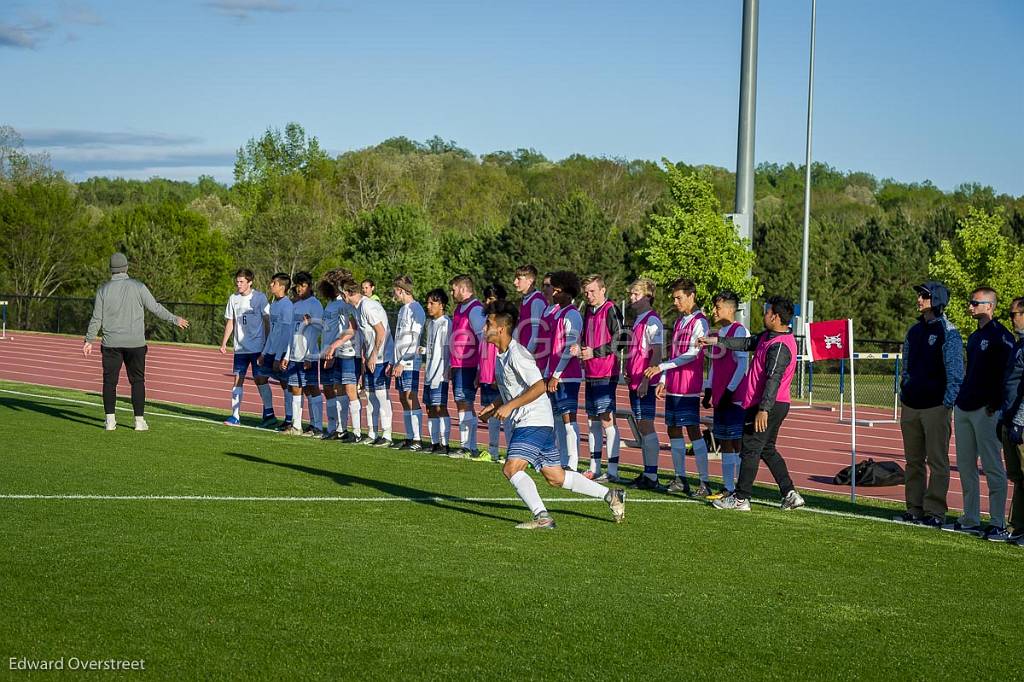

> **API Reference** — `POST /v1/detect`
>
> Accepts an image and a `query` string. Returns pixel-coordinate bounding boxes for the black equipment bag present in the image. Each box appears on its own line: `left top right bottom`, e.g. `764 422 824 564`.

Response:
833 458 905 486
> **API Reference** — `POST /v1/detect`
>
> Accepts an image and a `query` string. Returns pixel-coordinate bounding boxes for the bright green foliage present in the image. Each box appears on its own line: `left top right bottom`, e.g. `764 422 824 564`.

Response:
930 207 1024 334
345 204 443 294
640 161 761 309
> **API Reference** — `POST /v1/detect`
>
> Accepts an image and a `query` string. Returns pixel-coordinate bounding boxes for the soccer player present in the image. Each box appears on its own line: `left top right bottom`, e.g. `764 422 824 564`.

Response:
342 278 395 446
321 269 363 443
479 299 626 529
281 271 325 436
449 274 485 458
362 278 382 303
545 271 584 471
474 283 510 462
220 269 275 427
513 264 548 356
626 278 665 490
423 288 453 454
390 275 426 451
644 278 710 496
702 296 806 512
578 274 624 482
318 270 357 440
702 291 749 498
259 273 294 429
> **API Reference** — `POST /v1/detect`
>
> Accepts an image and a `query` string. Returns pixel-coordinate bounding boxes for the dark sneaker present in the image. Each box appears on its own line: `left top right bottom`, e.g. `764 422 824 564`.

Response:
941 521 982 536
258 415 278 428
1007 530 1024 545
276 420 293 432
372 437 392 447
388 439 405 449
449 447 475 459
631 475 666 492
606 488 626 523
694 481 714 498
303 428 324 438
302 424 315 434
892 511 921 524
515 513 556 530
604 473 624 484
319 430 338 441
408 442 425 452
919 516 944 528
593 472 609 483
429 443 441 454
780 490 805 511
982 525 1010 542
224 416 241 427
666 477 691 495
712 493 751 511
355 435 376 445
706 487 732 501
338 431 358 443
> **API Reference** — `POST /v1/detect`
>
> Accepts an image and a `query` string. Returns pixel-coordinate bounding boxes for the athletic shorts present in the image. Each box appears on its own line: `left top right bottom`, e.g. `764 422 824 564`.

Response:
285 360 319 388
585 379 617 418
548 381 580 416
664 395 700 427
320 358 341 385
232 352 260 378
629 388 658 422
423 381 449 408
451 367 478 404
479 383 501 408
364 362 391 392
713 402 746 441
506 426 561 471
337 356 362 385
395 367 420 394
256 354 277 379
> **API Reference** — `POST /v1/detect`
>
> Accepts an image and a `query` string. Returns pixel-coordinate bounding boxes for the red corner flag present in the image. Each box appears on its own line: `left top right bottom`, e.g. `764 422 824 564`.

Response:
807 319 850 362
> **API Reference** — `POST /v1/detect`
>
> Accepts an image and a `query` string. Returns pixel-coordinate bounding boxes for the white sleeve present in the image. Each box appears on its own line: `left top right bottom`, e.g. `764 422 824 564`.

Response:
425 321 443 387
514 346 544 387
658 317 708 372
224 298 234 321
727 326 750 391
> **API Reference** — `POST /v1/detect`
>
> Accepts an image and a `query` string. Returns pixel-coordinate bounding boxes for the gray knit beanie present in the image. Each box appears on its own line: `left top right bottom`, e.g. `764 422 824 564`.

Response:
110 252 129 274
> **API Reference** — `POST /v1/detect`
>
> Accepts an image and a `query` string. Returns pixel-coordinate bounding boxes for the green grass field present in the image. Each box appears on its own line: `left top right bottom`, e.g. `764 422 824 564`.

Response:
1 380 1021 680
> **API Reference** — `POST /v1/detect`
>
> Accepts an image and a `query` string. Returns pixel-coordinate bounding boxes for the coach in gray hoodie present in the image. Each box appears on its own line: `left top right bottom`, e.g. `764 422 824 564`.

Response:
83 253 189 431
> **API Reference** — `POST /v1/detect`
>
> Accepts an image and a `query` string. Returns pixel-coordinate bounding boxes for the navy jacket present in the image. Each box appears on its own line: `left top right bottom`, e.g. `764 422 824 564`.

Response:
900 315 964 410
956 319 1015 412
1003 330 1024 427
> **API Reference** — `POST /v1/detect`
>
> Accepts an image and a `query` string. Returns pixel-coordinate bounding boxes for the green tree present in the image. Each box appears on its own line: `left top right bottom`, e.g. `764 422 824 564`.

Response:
345 205 443 295
233 123 329 212
929 207 1024 335
640 162 761 309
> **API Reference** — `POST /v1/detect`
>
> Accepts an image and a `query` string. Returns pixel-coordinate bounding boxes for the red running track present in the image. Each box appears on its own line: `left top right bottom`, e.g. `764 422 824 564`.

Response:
0 332 1001 516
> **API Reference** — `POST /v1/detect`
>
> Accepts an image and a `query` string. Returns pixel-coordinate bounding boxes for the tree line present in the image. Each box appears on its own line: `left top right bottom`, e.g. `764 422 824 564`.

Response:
1 122 1021 342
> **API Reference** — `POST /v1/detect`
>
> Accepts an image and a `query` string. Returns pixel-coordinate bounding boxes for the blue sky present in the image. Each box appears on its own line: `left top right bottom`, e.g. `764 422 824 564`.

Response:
3 0 1022 195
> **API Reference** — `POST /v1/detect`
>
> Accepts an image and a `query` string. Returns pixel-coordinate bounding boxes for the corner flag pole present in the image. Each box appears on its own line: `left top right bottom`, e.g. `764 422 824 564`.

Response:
848 317 857 502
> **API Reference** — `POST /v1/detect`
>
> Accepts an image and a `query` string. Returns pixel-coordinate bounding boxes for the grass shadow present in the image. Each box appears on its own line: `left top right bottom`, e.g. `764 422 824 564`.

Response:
0 396 105 429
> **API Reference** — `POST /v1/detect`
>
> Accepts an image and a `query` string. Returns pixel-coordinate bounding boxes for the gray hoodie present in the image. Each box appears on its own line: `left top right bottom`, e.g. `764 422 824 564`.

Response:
84 274 181 347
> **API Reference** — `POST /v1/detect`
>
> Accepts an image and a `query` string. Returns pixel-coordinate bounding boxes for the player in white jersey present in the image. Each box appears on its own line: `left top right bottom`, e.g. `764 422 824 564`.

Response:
389 275 426 451
342 278 395 446
319 268 363 443
479 300 625 529
280 271 325 436
220 268 275 427
422 288 453 454
259 272 295 429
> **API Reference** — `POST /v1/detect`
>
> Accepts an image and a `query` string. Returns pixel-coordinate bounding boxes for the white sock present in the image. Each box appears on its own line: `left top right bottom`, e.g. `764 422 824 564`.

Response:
670 437 687 478
403 411 413 442
410 409 422 442
428 417 439 444
464 411 478 450
230 386 243 420
458 411 468 448
562 470 610 499
440 416 450 445
348 398 361 434
308 394 323 431
606 425 620 477
488 418 501 452
642 432 660 480
326 397 338 433
290 393 303 431
588 420 604 473
365 394 377 438
564 421 580 471
554 420 567 466
375 388 392 439
723 452 739 491
692 438 710 483
256 382 273 412
510 471 547 517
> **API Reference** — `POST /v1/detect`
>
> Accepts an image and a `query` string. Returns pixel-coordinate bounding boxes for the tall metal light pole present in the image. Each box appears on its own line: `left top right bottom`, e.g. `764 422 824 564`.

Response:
798 0 817 337
734 0 759 327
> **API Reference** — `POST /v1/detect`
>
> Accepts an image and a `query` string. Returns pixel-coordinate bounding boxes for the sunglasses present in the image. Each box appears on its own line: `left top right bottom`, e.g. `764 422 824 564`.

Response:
968 300 994 307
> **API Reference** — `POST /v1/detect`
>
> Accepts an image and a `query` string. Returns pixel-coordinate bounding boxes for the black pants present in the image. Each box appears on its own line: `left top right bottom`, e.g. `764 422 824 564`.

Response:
735 403 795 500
101 345 147 416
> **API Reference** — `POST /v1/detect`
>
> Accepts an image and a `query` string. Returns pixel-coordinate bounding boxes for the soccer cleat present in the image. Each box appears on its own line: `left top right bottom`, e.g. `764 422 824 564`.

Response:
604 473 624 484
285 427 304 436
706 487 733 501
515 513 556 530
104 415 117 431
665 477 692 495
470 450 494 463
408 442 426 452
918 515 944 528
371 437 392 447
982 525 1010 542
630 475 665 492
1007 530 1024 544
449 447 474 459
224 416 241 427
355 435 376 445
302 424 316 434
606 488 626 523
388 439 406 450
429 443 441 454
780 490 805 511
712 493 751 511
303 428 324 438
941 521 982 536
694 482 714 498
593 472 609 483
134 417 149 432
338 431 358 443
319 430 338 441
276 421 293 433
892 511 921 524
